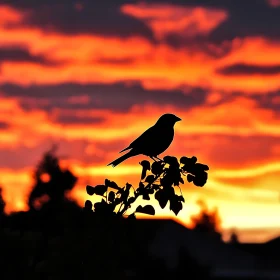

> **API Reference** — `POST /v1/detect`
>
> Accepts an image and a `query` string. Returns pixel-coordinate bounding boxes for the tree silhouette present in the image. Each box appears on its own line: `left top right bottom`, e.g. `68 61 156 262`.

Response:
0 187 5 215
28 146 77 211
85 155 209 218
228 229 239 244
190 200 222 240
0 186 6 227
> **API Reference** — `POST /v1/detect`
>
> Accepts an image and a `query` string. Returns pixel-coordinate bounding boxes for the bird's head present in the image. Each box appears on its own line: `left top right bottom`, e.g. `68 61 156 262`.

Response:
156 113 182 127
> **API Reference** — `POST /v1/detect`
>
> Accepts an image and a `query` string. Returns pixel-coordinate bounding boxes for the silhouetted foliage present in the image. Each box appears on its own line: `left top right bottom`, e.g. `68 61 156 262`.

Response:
0 187 6 227
85 155 209 217
228 229 239 244
0 148 211 279
191 200 222 240
28 146 77 211
0 187 5 215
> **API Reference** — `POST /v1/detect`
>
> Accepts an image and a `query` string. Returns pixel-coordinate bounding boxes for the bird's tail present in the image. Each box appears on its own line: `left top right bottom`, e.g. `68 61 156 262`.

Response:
107 151 136 167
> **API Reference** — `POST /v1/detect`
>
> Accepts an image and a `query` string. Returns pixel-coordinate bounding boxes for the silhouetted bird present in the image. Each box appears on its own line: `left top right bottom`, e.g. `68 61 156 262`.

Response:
107 113 181 167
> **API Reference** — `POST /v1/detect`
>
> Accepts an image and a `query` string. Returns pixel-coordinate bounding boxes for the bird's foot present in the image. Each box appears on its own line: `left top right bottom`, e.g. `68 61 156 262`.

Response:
155 156 163 161
150 156 163 162
150 156 157 162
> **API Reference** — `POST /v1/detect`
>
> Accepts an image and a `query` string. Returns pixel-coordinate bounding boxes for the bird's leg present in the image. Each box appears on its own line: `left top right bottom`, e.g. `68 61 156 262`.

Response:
155 156 163 161
149 156 157 162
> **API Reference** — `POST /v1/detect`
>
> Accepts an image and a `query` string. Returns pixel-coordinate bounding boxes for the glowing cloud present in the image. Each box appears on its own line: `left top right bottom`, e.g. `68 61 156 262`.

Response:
121 3 228 39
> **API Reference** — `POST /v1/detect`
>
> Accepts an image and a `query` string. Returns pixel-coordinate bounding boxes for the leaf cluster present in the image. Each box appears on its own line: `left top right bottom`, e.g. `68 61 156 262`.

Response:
84 156 209 218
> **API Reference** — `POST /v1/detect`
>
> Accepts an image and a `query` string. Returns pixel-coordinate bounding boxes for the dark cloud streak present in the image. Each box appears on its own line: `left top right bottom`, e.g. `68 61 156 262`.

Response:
0 47 61 66
217 63 280 76
0 0 155 40
0 121 9 129
3 0 280 48
0 82 207 112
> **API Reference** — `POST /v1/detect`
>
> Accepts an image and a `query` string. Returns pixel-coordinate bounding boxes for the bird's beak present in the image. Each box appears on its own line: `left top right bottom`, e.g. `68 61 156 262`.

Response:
176 117 182 122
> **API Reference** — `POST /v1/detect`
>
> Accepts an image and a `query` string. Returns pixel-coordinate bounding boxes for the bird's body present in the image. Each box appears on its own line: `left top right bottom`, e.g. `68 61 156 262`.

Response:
107 113 181 167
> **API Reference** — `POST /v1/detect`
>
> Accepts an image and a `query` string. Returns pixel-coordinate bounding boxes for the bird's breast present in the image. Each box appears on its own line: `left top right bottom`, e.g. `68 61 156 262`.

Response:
143 127 174 156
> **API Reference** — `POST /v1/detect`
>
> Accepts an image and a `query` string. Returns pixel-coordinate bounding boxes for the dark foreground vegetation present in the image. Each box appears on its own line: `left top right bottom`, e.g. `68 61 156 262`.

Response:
0 148 213 279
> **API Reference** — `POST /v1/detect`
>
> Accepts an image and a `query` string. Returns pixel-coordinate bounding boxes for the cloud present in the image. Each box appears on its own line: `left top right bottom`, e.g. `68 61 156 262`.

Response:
3 0 280 43
0 121 9 129
0 5 280 93
121 3 228 39
217 63 280 76
209 1 280 42
1 91 280 174
0 47 60 66
54 114 105 126
0 5 23 25
0 26 279 94
267 0 280 7
0 1 154 39
0 82 207 112
1 93 280 151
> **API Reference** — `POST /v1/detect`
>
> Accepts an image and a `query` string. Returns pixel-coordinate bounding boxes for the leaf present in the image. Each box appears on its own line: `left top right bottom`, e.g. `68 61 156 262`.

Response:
140 160 150 180
191 171 208 187
114 198 122 205
148 188 154 194
190 156 197 164
163 156 179 167
86 185 95 195
136 205 155 215
173 172 182 186
165 186 175 196
116 187 124 195
94 185 108 196
176 195 185 202
170 200 183 216
127 197 136 204
122 183 131 201
145 175 155 184
179 176 184 184
108 191 115 202
84 200 92 210
142 193 150 200
152 184 160 191
105 179 121 190
140 160 150 170
94 199 108 213
180 156 190 164
141 169 147 180
155 189 168 209
187 174 195 183
196 163 209 171
151 161 164 175
138 182 145 189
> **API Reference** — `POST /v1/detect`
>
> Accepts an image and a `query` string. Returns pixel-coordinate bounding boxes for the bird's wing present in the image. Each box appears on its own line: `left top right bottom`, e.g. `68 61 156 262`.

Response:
119 125 155 152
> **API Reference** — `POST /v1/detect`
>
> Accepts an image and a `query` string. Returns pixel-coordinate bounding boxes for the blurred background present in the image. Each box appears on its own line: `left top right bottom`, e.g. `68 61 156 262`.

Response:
0 0 280 245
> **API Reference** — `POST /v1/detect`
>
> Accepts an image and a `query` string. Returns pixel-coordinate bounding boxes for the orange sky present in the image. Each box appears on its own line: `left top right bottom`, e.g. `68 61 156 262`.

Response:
0 1 280 243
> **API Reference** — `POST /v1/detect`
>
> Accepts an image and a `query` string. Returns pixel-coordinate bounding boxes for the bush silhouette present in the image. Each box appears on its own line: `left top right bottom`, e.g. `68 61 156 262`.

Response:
190 200 222 240
0 187 5 215
0 150 210 279
28 146 77 211
85 155 209 218
228 229 239 244
80 155 209 277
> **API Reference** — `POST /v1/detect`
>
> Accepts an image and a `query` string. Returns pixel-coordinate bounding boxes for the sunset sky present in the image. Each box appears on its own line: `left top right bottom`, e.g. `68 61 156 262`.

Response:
0 0 280 243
